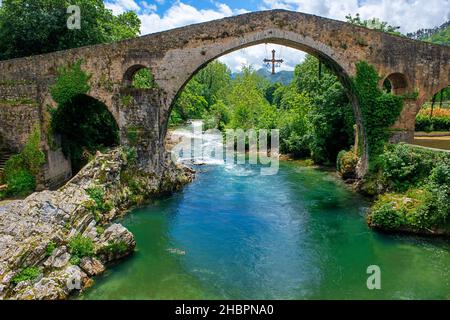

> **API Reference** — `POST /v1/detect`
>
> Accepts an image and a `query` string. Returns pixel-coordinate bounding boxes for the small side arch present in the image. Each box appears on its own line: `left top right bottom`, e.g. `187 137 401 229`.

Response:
382 72 410 95
123 64 155 89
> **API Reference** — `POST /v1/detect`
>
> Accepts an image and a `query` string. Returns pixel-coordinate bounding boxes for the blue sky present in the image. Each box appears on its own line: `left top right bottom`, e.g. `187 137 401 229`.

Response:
105 0 450 71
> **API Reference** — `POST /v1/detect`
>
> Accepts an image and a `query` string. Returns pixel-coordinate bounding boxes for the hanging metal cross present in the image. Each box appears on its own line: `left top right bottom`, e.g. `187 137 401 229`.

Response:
263 49 284 74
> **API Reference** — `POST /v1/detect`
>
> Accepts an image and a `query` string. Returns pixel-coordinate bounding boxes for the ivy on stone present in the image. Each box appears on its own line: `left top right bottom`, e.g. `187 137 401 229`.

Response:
351 61 404 161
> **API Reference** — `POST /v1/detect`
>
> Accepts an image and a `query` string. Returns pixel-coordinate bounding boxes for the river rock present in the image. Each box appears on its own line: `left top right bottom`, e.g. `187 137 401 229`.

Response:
96 224 136 263
79 257 105 276
0 148 194 300
43 246 71 269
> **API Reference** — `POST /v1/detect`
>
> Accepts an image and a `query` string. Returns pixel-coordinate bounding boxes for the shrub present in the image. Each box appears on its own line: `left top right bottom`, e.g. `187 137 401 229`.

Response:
131 68 155 89
50 60 91 106
10 267 40 285
68 234 94 262
5 170 36 196
415 115 450 132
45 241 57 257
121 147 137 165
85 186 113 222
2 129 45 197
369 196 405 229
20 129 46 176
336 148 358 179
376 143 448 191
369 188 448 231
100 240 129 256
367 145 450 232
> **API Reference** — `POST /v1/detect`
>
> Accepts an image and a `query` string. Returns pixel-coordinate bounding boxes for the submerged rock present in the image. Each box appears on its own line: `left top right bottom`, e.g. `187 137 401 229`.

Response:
0 147 194 300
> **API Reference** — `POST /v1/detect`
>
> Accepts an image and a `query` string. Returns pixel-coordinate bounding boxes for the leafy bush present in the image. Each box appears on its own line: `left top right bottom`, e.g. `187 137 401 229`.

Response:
68 234 94 262
369 195 406 229
2 129 45 197
376 143 448 191
100 240 129 256
122 147 137 165
132 68 155 89
85 186 113 221
368 147 450 231
415 115 450 132
369 187 449 231
45 241 57 257
10 267 40 285
50 60 91 106
5 170 36 196
336 148 358 179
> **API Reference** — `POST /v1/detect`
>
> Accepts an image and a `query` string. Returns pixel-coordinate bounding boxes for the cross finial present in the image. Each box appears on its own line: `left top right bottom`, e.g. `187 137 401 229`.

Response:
263 49 284 74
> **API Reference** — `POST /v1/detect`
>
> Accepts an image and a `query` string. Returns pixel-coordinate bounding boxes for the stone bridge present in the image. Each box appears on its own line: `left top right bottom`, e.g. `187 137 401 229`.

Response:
0 9 449 186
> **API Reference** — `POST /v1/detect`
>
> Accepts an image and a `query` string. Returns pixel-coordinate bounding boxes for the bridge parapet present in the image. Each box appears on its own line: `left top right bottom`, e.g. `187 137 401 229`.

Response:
0 9 448 183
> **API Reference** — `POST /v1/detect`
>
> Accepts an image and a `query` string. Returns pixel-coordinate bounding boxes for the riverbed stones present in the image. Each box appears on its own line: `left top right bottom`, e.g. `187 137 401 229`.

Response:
0 147 194 300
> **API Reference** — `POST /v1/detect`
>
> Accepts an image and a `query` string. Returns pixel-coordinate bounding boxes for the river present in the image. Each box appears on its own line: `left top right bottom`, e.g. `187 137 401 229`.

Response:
78 123 450 300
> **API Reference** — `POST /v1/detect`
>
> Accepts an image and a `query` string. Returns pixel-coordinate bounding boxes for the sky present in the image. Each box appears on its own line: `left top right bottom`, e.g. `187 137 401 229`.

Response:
103 0 449 72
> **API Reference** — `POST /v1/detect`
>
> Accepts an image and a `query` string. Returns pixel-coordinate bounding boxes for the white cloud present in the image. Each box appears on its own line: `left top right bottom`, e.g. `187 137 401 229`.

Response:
105 0 141 15
259 0 450 33
218 44 306 72
106 0 449 72
138 2 247 34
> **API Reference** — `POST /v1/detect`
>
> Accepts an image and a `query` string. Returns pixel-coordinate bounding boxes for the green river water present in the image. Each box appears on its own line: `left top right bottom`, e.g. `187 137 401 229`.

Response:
79 161 449 300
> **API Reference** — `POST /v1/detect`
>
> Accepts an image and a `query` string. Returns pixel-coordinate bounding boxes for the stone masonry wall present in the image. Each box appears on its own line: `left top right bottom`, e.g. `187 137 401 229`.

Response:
0 9 448 179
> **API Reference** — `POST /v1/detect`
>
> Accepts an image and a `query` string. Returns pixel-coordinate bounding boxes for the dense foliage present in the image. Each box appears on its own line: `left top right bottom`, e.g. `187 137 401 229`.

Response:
407 20 450 45
172 56 355 165
68 234 95 265
0 0 140 60
170 61 231 125
345 14 401 35
415 90 450 132
10 267 40 285
351 61 404 159
132 68 155 89
367 144 450 231
50 62 119 173
416 114 450 131
1 129 45 198
293 56 354 163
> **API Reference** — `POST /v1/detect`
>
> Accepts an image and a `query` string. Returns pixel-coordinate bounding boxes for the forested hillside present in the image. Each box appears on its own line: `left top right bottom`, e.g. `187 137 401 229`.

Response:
407 21 450 45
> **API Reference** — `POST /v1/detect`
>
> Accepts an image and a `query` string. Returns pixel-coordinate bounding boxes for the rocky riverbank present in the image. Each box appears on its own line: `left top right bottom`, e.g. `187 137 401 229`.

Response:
0 147 194 300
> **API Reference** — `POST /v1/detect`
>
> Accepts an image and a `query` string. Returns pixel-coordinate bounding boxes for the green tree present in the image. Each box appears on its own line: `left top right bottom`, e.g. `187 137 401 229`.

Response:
293 55 355 163
0 0 141 60
170 61 231 126
171 79 208 124
194 61 232 107
2 128 46 197
226 66 271 130
277 89 312 156
345 13 401 35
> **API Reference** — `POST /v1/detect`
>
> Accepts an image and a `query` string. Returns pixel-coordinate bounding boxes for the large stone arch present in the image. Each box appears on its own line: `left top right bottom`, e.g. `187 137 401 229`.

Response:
154 31 368 175
0 9 448 182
